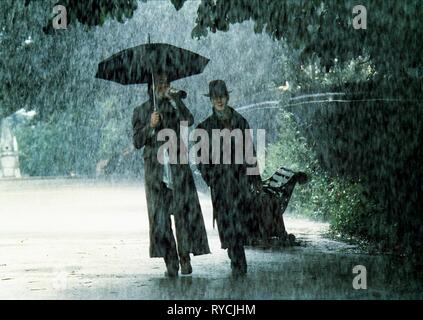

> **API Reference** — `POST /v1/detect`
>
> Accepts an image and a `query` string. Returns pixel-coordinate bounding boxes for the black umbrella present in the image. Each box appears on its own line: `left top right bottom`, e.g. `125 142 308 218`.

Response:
95 43 210 85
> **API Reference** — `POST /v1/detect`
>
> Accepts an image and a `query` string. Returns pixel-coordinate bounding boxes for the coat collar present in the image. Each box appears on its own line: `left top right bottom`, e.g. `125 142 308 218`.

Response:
211 105 235 120
147 96 173 113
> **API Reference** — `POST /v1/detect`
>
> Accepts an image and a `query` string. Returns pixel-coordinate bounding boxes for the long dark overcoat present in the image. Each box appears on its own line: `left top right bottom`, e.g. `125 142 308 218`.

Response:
195 106 262 249
132 96 210 257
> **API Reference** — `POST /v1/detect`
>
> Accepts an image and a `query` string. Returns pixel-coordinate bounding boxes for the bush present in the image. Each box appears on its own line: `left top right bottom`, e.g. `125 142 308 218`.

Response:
14 106 103 177
264 108 378 236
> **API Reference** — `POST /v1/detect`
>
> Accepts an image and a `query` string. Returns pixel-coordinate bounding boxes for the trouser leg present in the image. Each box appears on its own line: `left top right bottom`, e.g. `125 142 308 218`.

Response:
227 243 247 275
275 214 287 239
173 211 192 274
173 210 190 259
158 185 179 276
179 253 192 275
163 249 179 276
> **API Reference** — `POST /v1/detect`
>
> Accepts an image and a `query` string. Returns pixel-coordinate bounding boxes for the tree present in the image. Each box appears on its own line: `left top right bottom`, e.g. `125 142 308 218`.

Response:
0 1 91 119
25 0 138 32
4 0 289 176
32 0 421 89
179 0 422 84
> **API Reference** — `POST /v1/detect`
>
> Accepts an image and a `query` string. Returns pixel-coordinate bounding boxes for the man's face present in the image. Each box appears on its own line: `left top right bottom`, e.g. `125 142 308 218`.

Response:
211 95 228 111
154 74 170 99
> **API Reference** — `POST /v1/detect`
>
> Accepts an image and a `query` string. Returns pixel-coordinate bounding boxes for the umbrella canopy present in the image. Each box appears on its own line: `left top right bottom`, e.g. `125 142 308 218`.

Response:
95 43 210 85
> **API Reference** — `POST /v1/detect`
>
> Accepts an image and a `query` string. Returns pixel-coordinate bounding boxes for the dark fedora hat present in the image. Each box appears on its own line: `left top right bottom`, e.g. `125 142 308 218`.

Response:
204 80 231 97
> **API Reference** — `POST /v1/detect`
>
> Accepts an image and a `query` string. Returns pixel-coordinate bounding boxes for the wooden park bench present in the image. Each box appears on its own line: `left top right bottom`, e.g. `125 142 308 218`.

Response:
246 167 309 247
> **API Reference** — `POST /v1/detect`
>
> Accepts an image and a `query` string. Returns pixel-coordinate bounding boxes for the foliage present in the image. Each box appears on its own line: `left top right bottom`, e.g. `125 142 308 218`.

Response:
0 1 101 119
184 0 422 82
12 95 141 177
26 1 422 82
25 0 138 32
2 0 289 176
96 96 131 160
14 101 103 176
264 108 377 228
264 106 403 257
264 54 422 258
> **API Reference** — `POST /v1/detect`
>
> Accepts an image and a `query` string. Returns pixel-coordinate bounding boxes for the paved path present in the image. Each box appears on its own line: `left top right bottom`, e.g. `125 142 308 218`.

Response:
0 179 421 299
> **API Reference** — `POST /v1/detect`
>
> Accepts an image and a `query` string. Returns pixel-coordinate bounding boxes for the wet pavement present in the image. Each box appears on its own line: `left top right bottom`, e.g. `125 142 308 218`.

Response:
0 178 421 299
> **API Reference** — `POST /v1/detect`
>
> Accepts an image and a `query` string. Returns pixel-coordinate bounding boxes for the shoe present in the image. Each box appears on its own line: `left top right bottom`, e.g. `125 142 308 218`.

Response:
230 258 247 278
180 256 192 275
164 268 178 278
164 251 179 278
164 256 179 278
231 265 247 278
228 245 247 277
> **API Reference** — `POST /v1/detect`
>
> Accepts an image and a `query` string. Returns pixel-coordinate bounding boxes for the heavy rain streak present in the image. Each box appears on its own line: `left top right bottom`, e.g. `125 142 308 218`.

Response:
0 0 422 300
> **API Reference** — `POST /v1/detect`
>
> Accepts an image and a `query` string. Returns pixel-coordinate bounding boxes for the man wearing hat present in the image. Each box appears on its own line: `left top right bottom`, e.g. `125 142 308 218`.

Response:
195 80 262 276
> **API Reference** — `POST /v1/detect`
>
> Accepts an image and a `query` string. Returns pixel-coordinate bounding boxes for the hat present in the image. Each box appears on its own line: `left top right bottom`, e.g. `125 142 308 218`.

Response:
204 80 231 98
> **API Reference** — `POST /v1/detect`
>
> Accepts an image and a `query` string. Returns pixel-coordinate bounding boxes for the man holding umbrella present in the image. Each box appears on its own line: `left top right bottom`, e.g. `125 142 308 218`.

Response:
132 72 210 277
96 43 210 277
